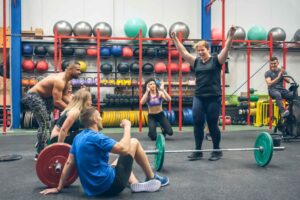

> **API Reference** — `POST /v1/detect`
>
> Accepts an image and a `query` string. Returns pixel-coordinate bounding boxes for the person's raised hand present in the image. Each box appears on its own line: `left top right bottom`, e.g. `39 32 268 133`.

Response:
120 119 131 128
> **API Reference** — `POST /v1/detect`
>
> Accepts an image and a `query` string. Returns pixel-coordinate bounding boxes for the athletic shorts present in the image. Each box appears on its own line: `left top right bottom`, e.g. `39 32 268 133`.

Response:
102 154 134 196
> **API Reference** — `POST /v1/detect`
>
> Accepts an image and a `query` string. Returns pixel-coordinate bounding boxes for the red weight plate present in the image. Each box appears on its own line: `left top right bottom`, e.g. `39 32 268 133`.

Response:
36 143 78 187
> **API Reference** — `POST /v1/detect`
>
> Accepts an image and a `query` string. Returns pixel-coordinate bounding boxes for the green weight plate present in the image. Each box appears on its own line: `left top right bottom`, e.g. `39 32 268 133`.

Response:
254 132 273 167
250 95 259 102
154 134 165 171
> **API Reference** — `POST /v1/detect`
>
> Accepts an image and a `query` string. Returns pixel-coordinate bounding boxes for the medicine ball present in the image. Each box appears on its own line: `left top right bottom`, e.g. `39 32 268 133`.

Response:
145 48 156 58
130 62 139 74
78 61 87 72
122 47 133 58
154 62 167 73
87 46 97 57
182 62 191 73
62 46 74 56
22 59 35 72
22 44 33 56
142 63 154 74
47 45 55 56
101 47 111 58
62 60 70 71
36 60 49 72
133 48 146 58
170 49 179 58
34 46 47 57
117 63 130 74
157 48 168 59
74 48 86 58
111 46 123 57
170 62 179 73
101 63 113 74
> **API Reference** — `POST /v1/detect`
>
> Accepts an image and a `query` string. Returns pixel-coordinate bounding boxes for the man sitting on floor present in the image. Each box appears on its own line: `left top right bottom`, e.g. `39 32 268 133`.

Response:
40 107 169 197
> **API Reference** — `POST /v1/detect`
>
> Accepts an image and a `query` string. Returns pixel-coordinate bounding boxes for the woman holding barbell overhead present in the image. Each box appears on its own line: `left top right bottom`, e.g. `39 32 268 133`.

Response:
171 26 236 161
49 88 92 145
140 78 173 141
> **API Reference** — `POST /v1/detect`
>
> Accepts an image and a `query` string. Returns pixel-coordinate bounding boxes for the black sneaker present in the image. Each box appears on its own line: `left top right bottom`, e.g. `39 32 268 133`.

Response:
208 151 223 161
187 152 203 161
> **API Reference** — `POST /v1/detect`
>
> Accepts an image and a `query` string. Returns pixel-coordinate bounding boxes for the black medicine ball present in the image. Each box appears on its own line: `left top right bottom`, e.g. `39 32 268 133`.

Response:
157 48 168 59
142 63 154 74
133 48 146 58
74 48 87 58
62 46 74 56
34 46 47 56
145 48 156 58
118 63 130 74
101 63 113 74
130 62 139 74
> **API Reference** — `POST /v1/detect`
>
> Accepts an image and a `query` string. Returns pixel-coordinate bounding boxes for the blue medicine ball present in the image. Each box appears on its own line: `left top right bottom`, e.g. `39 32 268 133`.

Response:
111 45 123 57
22 44 33 56
100 47 111 58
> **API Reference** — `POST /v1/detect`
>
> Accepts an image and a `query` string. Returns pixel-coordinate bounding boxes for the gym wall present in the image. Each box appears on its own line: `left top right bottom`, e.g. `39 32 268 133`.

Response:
211 0 300 94
2 0 299 94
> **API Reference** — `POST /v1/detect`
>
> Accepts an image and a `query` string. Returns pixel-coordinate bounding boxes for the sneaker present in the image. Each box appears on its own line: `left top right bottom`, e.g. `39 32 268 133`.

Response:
150 173 169 187
205 133 212 141
281 110 290 118
187 152 203 161
34 153 39 161
130 179 161 193
208 151 223 161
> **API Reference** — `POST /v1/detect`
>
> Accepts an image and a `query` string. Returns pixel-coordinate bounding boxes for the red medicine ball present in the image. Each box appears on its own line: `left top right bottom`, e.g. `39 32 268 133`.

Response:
87 46 97 57
182 62 191 73
36 60 49 72
122 47 133 58
22 59 35 72
170 62 179 73
170 49 179 58
154 62 167 73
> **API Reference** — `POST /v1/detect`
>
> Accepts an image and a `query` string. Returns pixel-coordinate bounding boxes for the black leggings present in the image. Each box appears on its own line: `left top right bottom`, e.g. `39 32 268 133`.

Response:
192 96 221 150
148 111 173 140
102 155 133 196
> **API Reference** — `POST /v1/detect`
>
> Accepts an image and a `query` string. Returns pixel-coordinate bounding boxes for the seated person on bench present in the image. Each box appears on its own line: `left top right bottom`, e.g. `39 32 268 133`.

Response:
265 57 292 118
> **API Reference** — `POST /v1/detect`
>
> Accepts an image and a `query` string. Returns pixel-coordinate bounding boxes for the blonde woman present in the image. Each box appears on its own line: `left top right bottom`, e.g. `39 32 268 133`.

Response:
49 88 92 144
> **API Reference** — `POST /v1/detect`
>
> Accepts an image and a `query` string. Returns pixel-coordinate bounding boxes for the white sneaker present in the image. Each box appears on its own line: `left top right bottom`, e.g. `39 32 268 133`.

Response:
130 179 161 193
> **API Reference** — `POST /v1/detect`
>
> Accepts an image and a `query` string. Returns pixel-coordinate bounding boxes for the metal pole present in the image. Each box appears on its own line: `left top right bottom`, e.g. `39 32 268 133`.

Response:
96 30 101 112
268 33 273 130
221 0 226 131
178 31 183 132
138 29 143 133
2 0 7 134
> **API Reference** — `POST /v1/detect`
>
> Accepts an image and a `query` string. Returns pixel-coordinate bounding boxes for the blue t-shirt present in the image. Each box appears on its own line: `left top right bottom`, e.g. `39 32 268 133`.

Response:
70 129 117 196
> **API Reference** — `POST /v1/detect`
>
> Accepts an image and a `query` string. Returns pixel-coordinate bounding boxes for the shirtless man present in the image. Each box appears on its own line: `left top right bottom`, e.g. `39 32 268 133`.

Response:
22 61 81 156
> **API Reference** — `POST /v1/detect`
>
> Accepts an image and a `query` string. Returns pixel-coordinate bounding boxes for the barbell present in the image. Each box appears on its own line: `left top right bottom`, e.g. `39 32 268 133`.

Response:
147 132 285 171
36 132 284 187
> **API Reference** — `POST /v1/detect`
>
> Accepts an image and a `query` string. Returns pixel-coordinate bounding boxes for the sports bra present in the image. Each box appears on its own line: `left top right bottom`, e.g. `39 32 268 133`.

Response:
147 94 162 107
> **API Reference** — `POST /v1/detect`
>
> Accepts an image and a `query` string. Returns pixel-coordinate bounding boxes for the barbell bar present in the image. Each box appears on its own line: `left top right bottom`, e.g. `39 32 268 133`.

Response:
146 147 285 154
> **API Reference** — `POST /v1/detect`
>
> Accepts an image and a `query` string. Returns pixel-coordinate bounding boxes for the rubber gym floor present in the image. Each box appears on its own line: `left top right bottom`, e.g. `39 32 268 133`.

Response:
0 126 299 200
